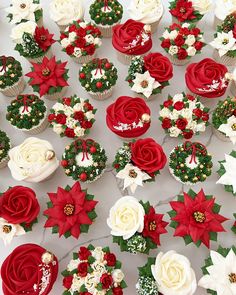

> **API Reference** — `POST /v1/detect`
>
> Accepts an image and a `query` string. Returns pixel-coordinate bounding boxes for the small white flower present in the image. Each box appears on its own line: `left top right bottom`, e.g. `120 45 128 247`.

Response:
169 109 180 120
61 38 71 48
182 23 190 28
71 274 84 292
216 154 236 193
11 20 37 44
73 103 83 112
68 31 77 42
85 34 95 44
181 108 193 119
85 111 95 120
67 259 80 272
210 31 236 57
79 22 87 28
52 102 65 112
185 35 196 46
159 107 171 118
92 247 104 262
218 115 236 144
169 126 181 137
53 124 64 135
73 47 82 57
163 29 178 40
66 117 77 129
168 45 178 56
94 37 102 46
112 269 125 283
173 93 184 102
187 46 197 57
0 218 25 245
74 127 85 137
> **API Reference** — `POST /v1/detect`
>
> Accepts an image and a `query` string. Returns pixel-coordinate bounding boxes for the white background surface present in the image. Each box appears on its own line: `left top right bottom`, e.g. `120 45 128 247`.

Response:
0 1 235 294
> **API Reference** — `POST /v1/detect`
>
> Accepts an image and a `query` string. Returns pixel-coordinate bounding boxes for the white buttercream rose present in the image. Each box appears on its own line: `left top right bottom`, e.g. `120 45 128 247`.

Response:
192 0 212 15
187 46 197 57
169 126 181 137
185 35 196 46
53 124 64 135
11 21 37 44
92 247 104 262
61 38 71 48
112 269 125 283
169 45 178 56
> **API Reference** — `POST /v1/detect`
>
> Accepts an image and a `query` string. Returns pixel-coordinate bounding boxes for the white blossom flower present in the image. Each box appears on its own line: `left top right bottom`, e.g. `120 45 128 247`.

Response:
0 218 25 245
187 46 197 57
74 127 85 137
169 126 181 137
73 47 82 57
68 32 77 42
10 21 37 44
210 31 236 57
173 93 184 102
169 45 178 55
185 35 196 46
112 269 125 283
159 107 171 118
61 38 71 48
163 30 178 40
218 115 236 144
85 34 95 44
53 124 64 135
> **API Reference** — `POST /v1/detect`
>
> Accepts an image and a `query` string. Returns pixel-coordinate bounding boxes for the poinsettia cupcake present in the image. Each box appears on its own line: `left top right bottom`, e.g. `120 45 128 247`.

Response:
159 92 210 139
61 139 107 183
62 244 127 294
113 138 167 193
79 58 118 100
89 0 123 38
106 96 151 139
11 22 55 63
0 55 25 97
214 0 236 27
0 130 11 169
112 19 152 64
26 56 69 100
60 20 102 64
137 251 197 295
169 141 213 185
107 196 168 254
6 94 48 134
0 186 40 245
160 23 205 66
1 243 58 295
126 52 173 100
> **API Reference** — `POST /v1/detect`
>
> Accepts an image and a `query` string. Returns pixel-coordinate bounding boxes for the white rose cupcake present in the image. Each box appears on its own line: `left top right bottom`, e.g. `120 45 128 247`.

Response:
214 0 236 27
8 137 59 183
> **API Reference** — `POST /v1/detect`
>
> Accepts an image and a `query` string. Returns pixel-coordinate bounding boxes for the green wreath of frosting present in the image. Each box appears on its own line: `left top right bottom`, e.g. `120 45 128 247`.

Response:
212 97 236 129
0 130 11 163
0 56 22 90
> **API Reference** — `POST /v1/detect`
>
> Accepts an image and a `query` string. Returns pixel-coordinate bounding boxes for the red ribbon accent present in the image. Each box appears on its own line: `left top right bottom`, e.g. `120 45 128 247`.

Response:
104 0 109 11
183 141 207 164
0 56 15 74
17 94 35 113
92 58 108 76
74 139 95 161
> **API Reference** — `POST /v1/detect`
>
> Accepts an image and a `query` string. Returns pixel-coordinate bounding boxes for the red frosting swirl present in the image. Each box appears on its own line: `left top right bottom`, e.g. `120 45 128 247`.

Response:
106 96 151 138
1 243 58 295
185 58 229 98
112 19 152 55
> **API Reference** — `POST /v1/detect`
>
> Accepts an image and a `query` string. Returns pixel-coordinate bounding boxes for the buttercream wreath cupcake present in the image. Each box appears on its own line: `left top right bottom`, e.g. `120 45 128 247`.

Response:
212 97 236 142
214 0 236 27
60 20 102 64
159 92 210 139
1 243 58 295
49 0 84 32
112 19 152 64
44 182 98 239
0 130 11 169
136 251 197 295
26 56 69 100
106 96 151 139
169 141 213 185
107 196 168 254
61 139 107 183
89 0 123 38
0 55 25 97
126 52 173 100
168 189 227 248
6 94 48 134
62 244 127 294
79 58 118 100
113 138 167 193
0 186 40 245
8 137 59 183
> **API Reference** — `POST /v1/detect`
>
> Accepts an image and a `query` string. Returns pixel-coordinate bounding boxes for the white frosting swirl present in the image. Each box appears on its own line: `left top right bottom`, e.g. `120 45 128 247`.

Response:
8 137 59 183
215 0 236 20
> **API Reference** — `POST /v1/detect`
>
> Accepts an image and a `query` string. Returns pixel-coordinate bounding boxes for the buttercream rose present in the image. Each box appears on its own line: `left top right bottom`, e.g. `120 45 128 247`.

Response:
185 58 229 98
107 196 145 240
151 251 197 295
10 21 37 44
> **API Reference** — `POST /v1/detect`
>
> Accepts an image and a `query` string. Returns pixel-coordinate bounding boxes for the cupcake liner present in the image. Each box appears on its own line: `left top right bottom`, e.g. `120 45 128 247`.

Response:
213 128 231 142
72 53 96 64
44 86 68 101
0 156 9 169
97 21 121 38
26 48 53 64
169 55 191 66
134 92 162 101
1 76 25 97
230 80 236 96
118 136 139 142
117 51 147 65
88 87 114 100
213 16 222 28
23 115 49 135
213 50 236 66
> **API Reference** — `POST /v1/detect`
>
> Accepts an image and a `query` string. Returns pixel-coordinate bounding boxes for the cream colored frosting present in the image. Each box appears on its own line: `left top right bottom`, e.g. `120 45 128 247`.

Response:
215 0 236 20
128 0 164 24
8 137 59 183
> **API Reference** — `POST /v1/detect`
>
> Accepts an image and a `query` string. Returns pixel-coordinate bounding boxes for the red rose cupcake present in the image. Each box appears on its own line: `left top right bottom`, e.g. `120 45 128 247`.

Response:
1 243 58 295
106 96 151 139
112 19 152 64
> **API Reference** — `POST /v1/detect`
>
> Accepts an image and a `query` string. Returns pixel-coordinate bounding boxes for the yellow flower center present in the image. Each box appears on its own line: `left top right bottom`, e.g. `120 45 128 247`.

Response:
42 67 51 76
3 225 12 234
229 273 236 283
193 211 206 223
141 80 149 88
129 169 138 178
64 204 75 216
180 7 186 13
231 123 236 131
149 221 157 231
222 38 229 45
20 3 26 9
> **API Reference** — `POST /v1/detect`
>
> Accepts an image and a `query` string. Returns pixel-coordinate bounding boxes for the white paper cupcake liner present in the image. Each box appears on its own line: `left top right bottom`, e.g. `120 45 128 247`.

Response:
134 92 162 101
213 128 231 142
213 50 236 67
118 136 139 142
44 86 68 101
1 76 25 97
88 87 114 100
23 116 49 135
117 51 147 65
213 16 222 28
150 17 163 34
230 80 236 97
97 21 121 38
0 156 9 169
26 48 53 64
72 53 96 64
169 55 191 66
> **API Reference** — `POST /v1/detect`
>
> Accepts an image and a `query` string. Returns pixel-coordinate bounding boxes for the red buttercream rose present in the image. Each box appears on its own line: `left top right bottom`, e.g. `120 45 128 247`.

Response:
176 118 188 130
56 113 67 124
174 101 184 110
112 19 152 55
113 287 123 295
63 276 73 289
1 243 58 295
174 35 185 46
144 52 173 83
78 262 89 277
65 128 75 138
104 253 116 266
194 41 203 50
74 111 84 121
177 48 188 60
162 118 172 129
48 113 56 121
78 247 91 260
66 45 75 55
163 99 173 107
183 130 194 139
100 273 113 289
185 58 228 98
161 39 171 48
106 96 151 138
193 108 202 118
202 112 209 121
131 138 167 174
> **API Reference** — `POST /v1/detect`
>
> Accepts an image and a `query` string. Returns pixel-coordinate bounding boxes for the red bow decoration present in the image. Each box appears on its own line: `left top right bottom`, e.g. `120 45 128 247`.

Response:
93 58 108 75
17 95 35 113
183 141 207 164
0 56 15 75
74 139 95 161
104 0 109 11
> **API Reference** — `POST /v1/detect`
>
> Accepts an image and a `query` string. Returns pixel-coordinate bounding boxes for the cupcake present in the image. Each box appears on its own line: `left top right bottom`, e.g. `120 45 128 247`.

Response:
0 55 25 97
26 56 69 100
107 196 168 254
89 0 123 38
1 244 58 295
44 182 98 239
169 141 213 185
48 95 96 139
6 0 43 26
61 139 107 183
214 0 236 27
126 52 173 100
8 137 59 183
49 0 84 32
168 189 227 248
113 138 167 193
79 58 118 100
159 92 210 139
11 22 55 63
160 23 205 66
60 20 102 64
0 130 11 169
128 0 164 34
112 19 152 65
137 251 197 295
0 186 40 245
212 97 236 142
106 96 151 139
6 94 48 134
62 244 127 294
217 151 236 196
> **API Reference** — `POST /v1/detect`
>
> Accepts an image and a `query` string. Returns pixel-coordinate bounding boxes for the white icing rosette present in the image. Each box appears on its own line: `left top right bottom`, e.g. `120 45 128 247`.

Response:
215 0 236 21
10 21 37 44
191 0 212 15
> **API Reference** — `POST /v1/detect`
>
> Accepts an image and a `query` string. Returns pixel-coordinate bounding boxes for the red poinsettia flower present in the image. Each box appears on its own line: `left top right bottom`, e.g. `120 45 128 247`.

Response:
170 189 228 248
142 207 168 245
34 26 55 51
170 0 196 22
44 182 98 238
26 56 68 96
